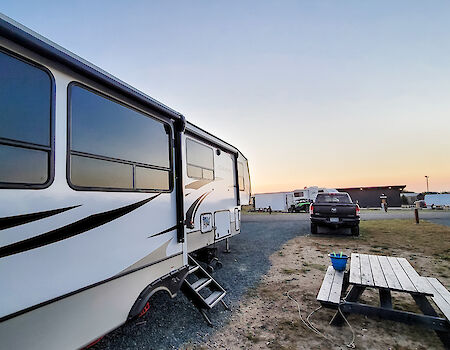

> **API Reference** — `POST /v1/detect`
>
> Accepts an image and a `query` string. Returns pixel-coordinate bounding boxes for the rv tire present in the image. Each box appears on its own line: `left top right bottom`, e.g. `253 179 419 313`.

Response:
310 223 318 234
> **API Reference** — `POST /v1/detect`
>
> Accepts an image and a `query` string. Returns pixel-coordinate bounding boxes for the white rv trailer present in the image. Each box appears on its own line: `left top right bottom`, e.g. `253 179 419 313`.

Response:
424 194 450 207
254 187 338 211
293 187 338 202
0 14 251 350
254 192 294 211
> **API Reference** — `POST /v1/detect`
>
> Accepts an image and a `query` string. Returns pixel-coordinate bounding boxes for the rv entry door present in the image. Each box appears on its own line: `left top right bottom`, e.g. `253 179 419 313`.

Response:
214 210 230 240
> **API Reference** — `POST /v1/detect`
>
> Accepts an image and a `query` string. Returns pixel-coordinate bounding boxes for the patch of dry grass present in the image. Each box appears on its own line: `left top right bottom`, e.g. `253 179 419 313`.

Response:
360 219 450 259
192 219 450 350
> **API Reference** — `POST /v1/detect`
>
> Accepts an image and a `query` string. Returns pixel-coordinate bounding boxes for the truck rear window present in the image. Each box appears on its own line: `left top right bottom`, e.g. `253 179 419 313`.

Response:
316 194 351 203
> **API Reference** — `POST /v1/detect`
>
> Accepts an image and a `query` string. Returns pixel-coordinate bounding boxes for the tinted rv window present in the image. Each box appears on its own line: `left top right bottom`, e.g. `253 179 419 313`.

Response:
238 161 245 191
0 50 52 187
69 84 171 191
186 139 214 180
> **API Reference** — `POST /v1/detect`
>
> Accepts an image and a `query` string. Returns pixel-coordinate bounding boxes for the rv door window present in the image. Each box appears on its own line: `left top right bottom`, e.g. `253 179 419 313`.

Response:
186 139 214 180
69 84 172 191
0 50 52 187
238 161 245 191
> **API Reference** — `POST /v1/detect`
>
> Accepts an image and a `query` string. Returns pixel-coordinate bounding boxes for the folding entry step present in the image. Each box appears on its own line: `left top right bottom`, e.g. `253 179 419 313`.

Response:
181 254 229 326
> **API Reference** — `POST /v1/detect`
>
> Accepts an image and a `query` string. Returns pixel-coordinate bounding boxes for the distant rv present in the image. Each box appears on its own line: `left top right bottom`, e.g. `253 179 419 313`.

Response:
0 14 250 349
254 187 337 211
293 186 338 202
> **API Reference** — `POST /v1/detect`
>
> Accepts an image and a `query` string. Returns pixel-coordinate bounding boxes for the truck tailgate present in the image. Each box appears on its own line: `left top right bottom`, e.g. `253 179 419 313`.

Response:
313 204 356 217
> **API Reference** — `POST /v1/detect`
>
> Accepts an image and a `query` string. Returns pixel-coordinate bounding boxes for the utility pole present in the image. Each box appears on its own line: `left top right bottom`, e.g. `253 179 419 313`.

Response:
425 175 429 193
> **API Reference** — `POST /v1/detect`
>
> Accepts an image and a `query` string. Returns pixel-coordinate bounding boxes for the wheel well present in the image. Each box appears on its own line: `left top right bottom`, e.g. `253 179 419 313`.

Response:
127 266 188 320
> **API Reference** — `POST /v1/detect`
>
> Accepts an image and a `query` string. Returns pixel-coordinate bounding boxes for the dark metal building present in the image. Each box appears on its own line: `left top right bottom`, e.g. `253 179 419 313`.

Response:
336 185 406 208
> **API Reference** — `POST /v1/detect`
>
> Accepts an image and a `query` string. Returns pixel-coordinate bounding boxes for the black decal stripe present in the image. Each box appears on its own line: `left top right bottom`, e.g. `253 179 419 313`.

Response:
0 205 81 231
148 225 177 238
0 195 160 259
0 252 184 323
185 192 207 224
192 192 212 220
185 191 212 225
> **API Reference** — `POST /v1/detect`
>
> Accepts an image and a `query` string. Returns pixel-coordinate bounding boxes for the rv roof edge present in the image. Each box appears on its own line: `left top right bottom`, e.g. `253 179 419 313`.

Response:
0 14 249 161
0 13 182 121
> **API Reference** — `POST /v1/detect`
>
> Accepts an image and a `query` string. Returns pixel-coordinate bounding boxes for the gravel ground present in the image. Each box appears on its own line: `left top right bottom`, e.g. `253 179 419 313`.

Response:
91 210 450 349
92 215 309 350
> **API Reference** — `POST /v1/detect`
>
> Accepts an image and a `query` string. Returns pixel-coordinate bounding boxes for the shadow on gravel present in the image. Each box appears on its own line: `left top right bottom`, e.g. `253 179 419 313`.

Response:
92 215 309 350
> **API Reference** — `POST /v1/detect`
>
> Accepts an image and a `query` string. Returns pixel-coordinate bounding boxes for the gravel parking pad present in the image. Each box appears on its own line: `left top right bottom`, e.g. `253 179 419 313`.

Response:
92 215 309 350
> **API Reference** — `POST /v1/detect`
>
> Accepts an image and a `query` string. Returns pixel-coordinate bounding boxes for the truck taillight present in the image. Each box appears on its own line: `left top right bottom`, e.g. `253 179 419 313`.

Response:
356 204 360 216
309 204 314 215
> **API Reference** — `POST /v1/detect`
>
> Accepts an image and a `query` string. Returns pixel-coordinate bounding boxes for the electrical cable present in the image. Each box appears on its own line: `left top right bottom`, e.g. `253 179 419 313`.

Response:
286 290 355 349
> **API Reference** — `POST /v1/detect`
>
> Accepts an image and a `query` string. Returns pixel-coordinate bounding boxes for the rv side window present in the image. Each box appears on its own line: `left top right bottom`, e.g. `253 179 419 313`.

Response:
0 50 52 187
186 139 214 180
237 161 245 191
68 84 171 191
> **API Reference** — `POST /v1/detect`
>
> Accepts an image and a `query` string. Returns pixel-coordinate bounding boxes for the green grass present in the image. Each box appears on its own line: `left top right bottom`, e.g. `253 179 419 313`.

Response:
360 219 450 257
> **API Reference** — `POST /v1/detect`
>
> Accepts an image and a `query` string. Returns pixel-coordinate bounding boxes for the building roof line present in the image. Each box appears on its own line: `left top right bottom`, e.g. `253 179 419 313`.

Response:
337 185 406 190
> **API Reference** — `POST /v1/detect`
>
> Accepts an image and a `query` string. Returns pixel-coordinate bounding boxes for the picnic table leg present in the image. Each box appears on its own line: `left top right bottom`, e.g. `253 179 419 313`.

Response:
379 289 392 309
330 285 365 326
412 294 450 349
342 271 350 294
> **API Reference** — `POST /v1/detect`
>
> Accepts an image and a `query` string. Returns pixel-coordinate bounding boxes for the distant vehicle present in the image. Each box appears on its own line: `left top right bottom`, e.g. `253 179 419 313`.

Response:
254 192 294 211
288 199 311 212
254 187 337 212
293 186 338 202
310 192 360 235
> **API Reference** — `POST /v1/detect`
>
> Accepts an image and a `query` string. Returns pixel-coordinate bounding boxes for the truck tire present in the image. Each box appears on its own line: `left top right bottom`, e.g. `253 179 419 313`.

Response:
311 223 318 234
351 225 360 236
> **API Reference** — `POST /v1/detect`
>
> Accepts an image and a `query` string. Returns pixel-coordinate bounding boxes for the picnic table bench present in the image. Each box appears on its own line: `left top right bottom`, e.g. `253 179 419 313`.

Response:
317 253 450 348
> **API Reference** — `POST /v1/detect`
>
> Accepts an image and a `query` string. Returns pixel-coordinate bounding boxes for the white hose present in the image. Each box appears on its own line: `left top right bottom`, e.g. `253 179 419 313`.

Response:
286 290 355 349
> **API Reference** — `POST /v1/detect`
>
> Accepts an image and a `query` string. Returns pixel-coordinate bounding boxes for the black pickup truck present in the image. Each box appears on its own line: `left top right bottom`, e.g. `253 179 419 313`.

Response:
310 192 360 235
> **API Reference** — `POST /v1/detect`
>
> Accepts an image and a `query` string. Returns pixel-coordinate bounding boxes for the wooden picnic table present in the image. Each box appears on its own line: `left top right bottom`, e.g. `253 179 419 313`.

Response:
318 253 450 348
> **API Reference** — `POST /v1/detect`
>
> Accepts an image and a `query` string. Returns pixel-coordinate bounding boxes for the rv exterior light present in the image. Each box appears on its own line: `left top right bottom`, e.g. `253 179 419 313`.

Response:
356 204 360 217
309 204 314 215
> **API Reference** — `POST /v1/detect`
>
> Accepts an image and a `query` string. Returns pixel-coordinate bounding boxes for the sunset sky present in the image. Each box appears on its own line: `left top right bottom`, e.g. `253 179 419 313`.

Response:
3 1 449 193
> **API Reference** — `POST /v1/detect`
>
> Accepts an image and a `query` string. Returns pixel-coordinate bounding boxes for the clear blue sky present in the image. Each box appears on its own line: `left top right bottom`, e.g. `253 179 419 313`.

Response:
2 1 449 192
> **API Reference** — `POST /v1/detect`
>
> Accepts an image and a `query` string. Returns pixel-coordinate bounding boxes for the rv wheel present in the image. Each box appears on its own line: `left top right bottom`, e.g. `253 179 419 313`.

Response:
138 301 150 318
310 223 318 234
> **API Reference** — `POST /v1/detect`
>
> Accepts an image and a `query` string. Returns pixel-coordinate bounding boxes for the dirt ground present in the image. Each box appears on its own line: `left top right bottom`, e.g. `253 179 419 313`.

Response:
190 219 450 350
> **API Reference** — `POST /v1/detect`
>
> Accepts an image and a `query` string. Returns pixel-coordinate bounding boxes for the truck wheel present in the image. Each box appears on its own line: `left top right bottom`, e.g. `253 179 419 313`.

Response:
311 223 318 234
351 225 360 236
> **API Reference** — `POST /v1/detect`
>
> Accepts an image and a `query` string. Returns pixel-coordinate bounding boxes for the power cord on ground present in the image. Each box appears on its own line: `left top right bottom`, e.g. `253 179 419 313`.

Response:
286 290 355 349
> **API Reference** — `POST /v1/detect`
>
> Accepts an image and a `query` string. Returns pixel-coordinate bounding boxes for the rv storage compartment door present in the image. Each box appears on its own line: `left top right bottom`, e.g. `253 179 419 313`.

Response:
214 210 231 240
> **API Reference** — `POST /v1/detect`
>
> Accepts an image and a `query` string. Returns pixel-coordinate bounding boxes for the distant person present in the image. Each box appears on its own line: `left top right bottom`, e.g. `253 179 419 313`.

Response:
384 201 388 212
268 206 272 214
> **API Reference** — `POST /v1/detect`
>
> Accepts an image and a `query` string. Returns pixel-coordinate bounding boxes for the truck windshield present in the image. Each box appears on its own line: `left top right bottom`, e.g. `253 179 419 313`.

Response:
316 194 351 203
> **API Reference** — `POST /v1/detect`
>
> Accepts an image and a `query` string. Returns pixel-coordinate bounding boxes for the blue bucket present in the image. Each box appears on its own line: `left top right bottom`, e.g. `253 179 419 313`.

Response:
329 254 348 271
